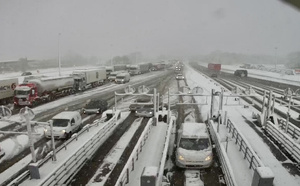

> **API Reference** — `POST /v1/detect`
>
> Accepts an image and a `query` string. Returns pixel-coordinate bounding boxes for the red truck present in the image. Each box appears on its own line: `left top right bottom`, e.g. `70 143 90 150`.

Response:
14 76 74 107
207 63 221 77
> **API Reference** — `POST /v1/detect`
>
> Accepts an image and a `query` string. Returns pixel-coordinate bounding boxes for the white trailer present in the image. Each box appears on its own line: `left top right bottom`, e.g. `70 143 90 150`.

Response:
72 68 107 91
0 78 18 104
129 63 151 75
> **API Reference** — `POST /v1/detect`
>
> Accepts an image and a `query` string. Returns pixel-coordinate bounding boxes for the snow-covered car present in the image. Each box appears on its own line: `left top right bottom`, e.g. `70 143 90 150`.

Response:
44 111 82 139
176 74 185 80
129 95 153 112
83 99 108 115
135 105 154 118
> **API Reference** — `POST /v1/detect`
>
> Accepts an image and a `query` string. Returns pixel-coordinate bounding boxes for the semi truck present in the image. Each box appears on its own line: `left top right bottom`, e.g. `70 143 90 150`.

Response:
207 63 221 77
72 68 106 91
14 76 74 107
113 64 127 71
151 62 166 71
129 63 151 75
0 78 18 105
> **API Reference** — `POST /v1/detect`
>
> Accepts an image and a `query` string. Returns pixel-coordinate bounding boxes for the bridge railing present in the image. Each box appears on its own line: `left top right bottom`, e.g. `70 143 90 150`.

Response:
115 118 153 186
265 121 300 165
156 116 175 186
7 110 121 186
277 119 300 140
226 119 264 170
209 119 238 186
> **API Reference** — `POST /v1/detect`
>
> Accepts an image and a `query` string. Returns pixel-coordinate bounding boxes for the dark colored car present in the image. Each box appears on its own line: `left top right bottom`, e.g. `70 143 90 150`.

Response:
135 104 154 118
234 70 248 77
83 99 108 115
21 72 32 76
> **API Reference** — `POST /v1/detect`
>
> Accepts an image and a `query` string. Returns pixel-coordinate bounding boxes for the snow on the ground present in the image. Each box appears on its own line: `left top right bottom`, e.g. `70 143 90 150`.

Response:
198 62 300 87
0 67 165 163
88 117 144 185
185 64 300 186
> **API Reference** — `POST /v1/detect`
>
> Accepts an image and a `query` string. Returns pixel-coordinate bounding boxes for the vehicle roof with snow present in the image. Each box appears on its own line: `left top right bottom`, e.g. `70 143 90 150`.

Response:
52 111 80 120
180 122 208 138
110 70 126 75
116 72 130 77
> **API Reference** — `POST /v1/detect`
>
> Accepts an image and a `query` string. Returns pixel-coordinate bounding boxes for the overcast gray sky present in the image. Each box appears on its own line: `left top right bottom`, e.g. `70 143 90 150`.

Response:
0 0 300 61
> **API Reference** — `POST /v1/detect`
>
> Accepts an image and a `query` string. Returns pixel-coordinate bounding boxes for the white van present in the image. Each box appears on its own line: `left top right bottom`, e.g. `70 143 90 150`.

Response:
175 122 213 168
108 70 126 81
44 111 82 139
115 72 130 84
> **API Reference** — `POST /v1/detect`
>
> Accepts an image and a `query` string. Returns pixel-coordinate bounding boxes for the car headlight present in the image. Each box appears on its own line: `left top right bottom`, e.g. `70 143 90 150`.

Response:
149 112 153 114
205 155 212 161
44 129 48 133
178 155 184 161
62 130 66 134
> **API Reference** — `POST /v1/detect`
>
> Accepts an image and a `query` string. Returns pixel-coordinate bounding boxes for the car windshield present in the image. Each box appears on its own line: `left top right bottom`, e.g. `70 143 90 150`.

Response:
179 138 210 151
52 119 69 127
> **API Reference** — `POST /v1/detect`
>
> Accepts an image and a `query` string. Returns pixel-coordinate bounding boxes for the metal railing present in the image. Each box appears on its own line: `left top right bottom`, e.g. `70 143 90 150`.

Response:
156 116 175 186
277 119 300 140
226 119 264 170
265 121 300 164
209 120 238 186
7 111 120 186
115 118 153 186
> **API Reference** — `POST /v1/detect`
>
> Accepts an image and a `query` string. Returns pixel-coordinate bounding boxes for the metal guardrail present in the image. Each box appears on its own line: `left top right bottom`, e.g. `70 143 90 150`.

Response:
209 118 265 186
277 119 300 140
156 116 175 186
115 118 153 186
265 121 300 164
209 120 237 186
226 119 264 170
7 111 120 186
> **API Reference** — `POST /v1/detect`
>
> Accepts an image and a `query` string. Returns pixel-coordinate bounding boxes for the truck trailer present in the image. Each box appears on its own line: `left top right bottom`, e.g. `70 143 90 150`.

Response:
14 76 74 107
113 64 127 71
0 78 18 105
129 63 151 75
72 68 106 91
207 63 221 77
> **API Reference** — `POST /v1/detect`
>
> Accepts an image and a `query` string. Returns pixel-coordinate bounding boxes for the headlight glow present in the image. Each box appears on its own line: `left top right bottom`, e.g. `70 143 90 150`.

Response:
178 155 185 161
205 155 212 161
62 130 66 134
44 129 48 133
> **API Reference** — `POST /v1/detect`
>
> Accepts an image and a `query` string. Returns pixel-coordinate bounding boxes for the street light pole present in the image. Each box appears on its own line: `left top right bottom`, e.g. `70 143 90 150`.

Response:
58 33 61 76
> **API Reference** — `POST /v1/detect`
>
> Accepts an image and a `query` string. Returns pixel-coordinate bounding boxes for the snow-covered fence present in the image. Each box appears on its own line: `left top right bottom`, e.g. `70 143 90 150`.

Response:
265 121 300 164
115 118 153 186
277 119 300 140
226 119 264 170
209 120 238 186
7 110 121 186
156 116 175 186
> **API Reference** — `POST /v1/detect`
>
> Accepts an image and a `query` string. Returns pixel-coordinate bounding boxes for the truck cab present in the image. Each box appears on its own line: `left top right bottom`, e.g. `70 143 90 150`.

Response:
44 111 82 139
14 83 38 107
